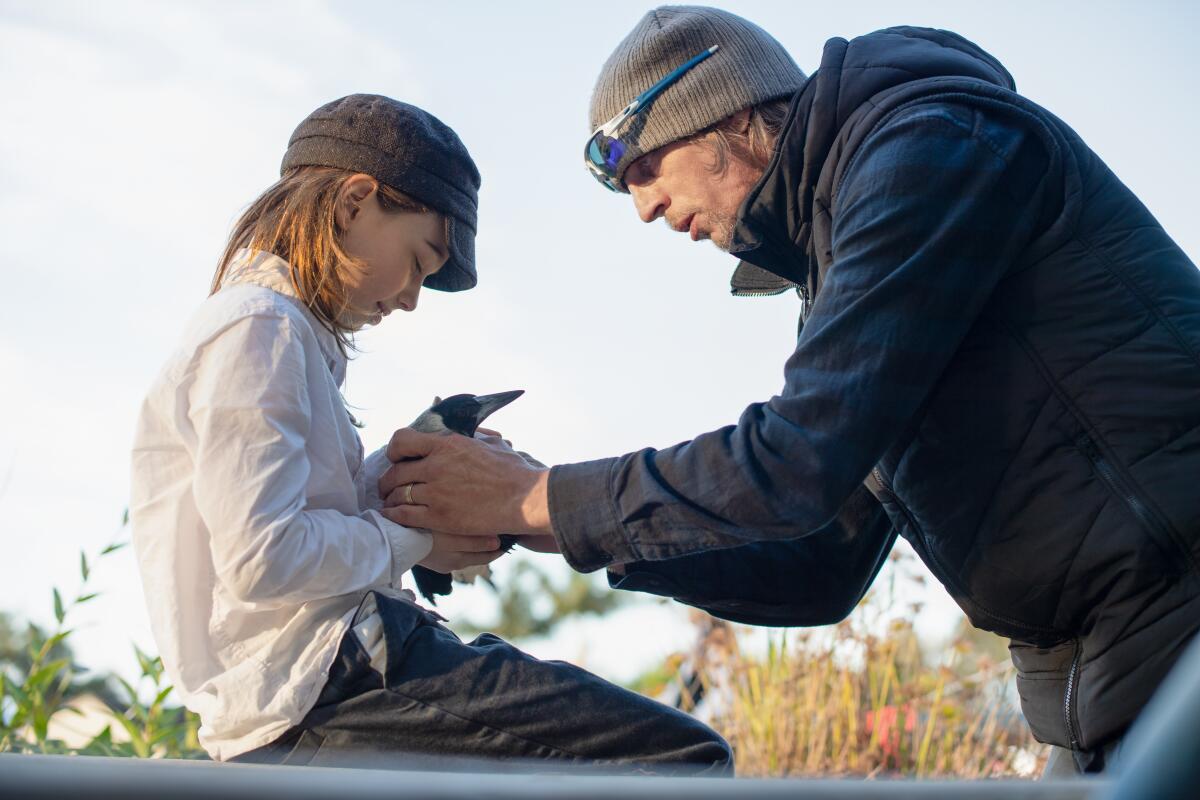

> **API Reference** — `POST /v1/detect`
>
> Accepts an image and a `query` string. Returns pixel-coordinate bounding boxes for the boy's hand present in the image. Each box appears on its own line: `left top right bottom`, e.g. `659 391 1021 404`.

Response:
409 529 507 574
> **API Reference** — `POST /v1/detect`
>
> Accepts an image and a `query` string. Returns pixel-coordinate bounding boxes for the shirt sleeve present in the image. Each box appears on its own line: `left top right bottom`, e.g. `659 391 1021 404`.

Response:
359 445 393 512
187 312 431 607
549 102 1050 572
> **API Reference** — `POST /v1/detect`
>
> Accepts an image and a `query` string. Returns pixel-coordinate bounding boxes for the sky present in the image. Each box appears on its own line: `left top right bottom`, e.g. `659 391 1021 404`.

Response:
1 0 1198 688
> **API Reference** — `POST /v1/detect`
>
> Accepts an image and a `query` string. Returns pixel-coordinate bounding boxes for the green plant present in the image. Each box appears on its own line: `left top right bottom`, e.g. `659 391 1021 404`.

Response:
0 511 204 758
452 559 625 641
80 644 202 759
0 537 122 754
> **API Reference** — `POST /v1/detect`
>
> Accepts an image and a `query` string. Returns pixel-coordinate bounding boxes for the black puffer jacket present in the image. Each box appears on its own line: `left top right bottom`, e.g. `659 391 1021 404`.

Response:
552 27 1200 753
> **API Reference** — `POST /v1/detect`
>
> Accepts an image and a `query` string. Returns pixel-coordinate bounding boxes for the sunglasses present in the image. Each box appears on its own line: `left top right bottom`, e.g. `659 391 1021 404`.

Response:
584 45 719 192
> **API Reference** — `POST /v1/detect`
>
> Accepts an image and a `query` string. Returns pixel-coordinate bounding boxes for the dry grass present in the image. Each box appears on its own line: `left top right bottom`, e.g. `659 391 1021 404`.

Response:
648 555 1048 779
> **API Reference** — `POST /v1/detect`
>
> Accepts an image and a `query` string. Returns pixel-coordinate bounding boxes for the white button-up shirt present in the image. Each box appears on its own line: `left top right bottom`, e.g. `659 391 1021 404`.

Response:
130 250 432 760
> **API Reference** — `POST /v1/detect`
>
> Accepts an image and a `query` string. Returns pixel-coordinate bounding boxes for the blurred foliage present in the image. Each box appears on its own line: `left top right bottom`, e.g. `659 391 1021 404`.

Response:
3 512 1047 778
452 559 625 641
636 551 1047 778
0 512 204 759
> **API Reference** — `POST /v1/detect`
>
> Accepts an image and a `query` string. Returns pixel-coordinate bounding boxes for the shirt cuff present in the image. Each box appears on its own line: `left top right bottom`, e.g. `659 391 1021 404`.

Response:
360 445 392 511
547 458 637 572
364 509 432 587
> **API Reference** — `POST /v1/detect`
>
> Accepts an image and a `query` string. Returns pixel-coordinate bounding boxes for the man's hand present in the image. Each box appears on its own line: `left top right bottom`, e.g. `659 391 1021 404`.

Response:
379 429 553 537
515 534 561 554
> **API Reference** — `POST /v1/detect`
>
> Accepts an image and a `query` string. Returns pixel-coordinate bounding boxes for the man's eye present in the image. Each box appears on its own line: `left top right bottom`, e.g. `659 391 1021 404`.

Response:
628 157 656 185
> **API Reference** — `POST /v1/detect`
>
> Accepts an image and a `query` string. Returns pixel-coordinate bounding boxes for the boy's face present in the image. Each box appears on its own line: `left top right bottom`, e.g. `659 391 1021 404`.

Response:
623 135 763 252
337 175 448 327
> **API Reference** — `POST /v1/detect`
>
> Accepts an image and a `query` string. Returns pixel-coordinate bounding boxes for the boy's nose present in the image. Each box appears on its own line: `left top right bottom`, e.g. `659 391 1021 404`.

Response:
396 287 419 312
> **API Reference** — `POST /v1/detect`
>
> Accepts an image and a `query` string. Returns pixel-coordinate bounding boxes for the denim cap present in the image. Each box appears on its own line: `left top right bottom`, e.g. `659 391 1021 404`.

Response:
282 94 481 292
589 5 807 191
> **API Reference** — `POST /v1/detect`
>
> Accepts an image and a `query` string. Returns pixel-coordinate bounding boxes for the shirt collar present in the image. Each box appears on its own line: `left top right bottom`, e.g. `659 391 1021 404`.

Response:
222 249 348 384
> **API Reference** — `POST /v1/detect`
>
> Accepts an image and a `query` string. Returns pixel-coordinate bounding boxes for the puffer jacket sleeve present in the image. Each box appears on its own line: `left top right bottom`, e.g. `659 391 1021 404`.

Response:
549 102 1049 572
608 484 897 626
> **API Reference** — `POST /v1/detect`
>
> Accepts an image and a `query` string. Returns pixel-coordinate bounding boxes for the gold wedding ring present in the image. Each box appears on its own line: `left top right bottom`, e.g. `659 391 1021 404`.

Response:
403 483 415 505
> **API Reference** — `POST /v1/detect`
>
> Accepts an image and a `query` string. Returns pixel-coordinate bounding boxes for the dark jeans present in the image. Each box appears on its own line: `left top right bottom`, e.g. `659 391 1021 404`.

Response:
1042 737 1125 779
233 591 733 775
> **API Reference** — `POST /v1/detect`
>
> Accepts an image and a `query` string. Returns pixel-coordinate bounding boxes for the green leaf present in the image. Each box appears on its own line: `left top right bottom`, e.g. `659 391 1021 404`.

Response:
88 726 113 746
42 629 74 652
7 674 30 705
121 508 130 527
80 551 90 582
52 588 65 625
152 685 174 709
75 593 99 605
28 659 71 690
111 713 149 758
80 726 116 757
133 644 154 678
149 724 184 746
32 707 49 743
100 541 128 556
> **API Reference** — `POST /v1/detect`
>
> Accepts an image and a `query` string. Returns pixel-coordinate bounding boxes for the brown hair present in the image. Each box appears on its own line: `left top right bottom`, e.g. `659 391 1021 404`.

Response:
691 97 792 176
212 166 431 354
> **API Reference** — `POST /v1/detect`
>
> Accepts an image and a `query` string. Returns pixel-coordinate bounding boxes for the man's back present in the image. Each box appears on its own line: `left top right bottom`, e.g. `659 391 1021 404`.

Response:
779 27 1200 754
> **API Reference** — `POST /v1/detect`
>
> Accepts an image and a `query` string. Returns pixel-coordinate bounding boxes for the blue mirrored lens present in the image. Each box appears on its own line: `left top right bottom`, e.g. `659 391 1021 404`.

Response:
587 134 626 175
604 138 625 170
586 136 607 168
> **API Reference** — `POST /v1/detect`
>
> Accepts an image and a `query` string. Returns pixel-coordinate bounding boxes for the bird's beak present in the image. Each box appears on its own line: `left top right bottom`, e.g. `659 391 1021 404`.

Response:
474 389 525 424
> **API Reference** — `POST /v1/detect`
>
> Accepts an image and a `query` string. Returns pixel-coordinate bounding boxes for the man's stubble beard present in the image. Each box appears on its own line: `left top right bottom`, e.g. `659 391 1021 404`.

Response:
709 211 737 252
707 161 767 253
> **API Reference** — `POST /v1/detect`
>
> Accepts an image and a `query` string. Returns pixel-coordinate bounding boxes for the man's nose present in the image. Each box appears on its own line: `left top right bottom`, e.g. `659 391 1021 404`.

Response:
630 184 667 224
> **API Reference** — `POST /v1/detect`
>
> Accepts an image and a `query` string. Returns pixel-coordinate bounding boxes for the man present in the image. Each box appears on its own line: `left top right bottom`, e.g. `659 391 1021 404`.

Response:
380 6 1200 776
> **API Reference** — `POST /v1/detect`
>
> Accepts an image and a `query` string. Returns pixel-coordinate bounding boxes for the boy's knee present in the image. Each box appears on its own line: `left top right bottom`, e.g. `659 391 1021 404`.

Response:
701 731 735 776
670 720 734 776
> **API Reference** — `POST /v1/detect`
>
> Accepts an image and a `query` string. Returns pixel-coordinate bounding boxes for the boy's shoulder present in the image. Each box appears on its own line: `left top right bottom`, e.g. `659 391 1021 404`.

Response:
152 285 321 385
184 284 318 352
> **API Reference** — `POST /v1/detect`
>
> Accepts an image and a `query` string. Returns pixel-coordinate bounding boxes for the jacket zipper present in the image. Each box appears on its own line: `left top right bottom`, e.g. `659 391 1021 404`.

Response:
731 286 793 298
1063 642 1082 750
1079 436 1198 573
870 467 1057 637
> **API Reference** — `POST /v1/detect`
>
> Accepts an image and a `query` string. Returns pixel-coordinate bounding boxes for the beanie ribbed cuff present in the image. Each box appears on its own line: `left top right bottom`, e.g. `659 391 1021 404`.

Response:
589 5 807 191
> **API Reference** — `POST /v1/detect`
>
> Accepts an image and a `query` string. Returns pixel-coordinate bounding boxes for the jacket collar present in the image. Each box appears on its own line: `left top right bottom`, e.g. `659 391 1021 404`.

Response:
222 249 348 384
729 26 1016 297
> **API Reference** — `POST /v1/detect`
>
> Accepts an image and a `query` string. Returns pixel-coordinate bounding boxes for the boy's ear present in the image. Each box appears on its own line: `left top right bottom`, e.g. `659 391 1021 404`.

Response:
335 174 378 229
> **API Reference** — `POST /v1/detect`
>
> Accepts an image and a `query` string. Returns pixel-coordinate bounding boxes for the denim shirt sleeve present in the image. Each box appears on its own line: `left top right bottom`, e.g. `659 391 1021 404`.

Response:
550 102 1050 573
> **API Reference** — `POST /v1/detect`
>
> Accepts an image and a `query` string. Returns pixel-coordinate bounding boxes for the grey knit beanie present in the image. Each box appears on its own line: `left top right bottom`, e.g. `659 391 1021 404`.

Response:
282 94 481 292
589 5 807 191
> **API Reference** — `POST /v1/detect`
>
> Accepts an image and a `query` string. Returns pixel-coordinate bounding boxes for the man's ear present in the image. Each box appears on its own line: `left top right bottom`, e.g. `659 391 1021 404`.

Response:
334 174 378 230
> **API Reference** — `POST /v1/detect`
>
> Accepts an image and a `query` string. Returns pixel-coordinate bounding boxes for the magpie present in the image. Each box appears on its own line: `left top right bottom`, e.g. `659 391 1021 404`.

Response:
405 390 524 604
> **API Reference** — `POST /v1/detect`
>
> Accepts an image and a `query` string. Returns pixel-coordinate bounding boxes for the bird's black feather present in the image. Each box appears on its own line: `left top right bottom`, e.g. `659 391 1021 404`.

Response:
405 391 524 604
